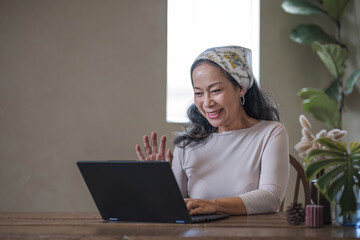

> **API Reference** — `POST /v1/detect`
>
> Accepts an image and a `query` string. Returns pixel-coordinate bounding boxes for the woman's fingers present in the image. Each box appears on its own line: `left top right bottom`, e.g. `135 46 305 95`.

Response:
186 200 200 215
136 132 171 161
158 135 166 159
166 149 173 165
143 135 152 156
151 132 158 154
188 202 207 215
185 199 217 215
189 207 203 216
135 144 146 161
186 199 197 210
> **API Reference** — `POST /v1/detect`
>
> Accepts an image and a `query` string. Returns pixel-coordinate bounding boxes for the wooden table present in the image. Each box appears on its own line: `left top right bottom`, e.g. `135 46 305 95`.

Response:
0 212 359 239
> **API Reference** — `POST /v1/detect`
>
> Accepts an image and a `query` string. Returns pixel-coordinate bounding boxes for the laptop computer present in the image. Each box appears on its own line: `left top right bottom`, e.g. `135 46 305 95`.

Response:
77 161 229 223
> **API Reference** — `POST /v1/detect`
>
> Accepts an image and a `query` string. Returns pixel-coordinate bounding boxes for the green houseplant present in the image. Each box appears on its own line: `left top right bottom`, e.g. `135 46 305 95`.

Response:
284 0 360 226
282 0 360 129
295 115 360 225
305 138 360 224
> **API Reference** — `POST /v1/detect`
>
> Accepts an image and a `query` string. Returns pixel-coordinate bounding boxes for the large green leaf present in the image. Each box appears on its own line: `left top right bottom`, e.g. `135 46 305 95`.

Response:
316 166 344 192
344 69 360 95
305 158 346 180
323 0 349 21
305 149 346 164
290 24 337 45
351 142 360 162
299 88 339 128
354 172 360 186
282 0 326 15
350 142 360 153
316 137 347 152
305 139 360 215
298 88 324 99
327 172 357 215
339 184 357 215
327 175 345 202
312 42 348 77
325 79 339 102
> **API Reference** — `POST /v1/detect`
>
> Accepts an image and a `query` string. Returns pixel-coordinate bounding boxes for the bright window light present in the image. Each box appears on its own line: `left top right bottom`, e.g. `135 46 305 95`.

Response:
166 0 260 123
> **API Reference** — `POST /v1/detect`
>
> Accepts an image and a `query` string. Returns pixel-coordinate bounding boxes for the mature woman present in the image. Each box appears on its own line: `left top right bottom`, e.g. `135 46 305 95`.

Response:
136 46 289 216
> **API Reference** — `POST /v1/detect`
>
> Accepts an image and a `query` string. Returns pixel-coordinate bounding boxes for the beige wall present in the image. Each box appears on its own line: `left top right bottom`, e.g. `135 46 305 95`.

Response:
0 0 359 212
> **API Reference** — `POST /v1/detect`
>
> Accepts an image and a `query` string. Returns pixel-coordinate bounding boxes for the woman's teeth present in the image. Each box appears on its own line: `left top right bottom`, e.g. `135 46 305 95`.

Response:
207 109 222 119
208 110 222 116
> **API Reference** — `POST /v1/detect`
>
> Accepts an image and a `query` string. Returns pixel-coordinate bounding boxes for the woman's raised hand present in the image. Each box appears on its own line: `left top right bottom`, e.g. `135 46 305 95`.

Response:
135 131 173 165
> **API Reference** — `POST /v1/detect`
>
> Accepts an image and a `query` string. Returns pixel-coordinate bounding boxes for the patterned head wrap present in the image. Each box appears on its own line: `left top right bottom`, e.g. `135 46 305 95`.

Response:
193 46 254 92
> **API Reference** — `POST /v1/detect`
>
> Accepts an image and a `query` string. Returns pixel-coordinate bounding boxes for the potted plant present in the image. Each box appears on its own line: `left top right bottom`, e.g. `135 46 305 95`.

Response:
305 138 360 225
295 114 360 225
283 0 360 226
281 0 360 129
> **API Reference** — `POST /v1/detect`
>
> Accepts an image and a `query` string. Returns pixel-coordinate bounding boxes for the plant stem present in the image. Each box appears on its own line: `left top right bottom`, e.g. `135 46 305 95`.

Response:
336 21 341 42
336 20 344 129
338 76 344 129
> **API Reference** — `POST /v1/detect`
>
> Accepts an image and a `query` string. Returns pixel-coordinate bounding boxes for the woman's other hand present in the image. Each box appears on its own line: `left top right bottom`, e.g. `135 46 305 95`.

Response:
185 197 247 215
135 131 173 165
185 199 218 215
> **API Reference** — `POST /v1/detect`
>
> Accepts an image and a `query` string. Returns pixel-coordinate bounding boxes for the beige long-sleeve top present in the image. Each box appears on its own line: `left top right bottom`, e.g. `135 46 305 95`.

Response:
172 121 289 215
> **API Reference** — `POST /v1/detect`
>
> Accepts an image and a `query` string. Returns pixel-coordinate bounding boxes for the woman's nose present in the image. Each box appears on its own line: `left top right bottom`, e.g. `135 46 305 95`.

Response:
203 94 214 107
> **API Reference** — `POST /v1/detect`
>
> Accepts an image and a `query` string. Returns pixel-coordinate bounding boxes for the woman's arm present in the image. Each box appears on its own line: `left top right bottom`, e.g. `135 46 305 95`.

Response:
185 197 247 215
239 124 289 214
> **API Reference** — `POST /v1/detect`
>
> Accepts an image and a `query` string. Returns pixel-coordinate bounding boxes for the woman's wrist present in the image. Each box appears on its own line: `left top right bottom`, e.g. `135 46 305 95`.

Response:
211 199 224 214
211 197 247 215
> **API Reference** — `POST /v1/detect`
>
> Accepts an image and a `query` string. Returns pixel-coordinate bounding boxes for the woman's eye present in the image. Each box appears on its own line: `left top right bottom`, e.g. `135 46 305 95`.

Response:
194 92 203 96
211 89 221 94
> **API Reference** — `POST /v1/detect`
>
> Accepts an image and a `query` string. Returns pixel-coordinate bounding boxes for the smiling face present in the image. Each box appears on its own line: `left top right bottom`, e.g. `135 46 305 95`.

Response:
192 63 246 133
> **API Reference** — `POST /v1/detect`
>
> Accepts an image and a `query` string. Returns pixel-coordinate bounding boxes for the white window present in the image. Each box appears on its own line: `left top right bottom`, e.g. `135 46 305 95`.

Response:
166 0 260 123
